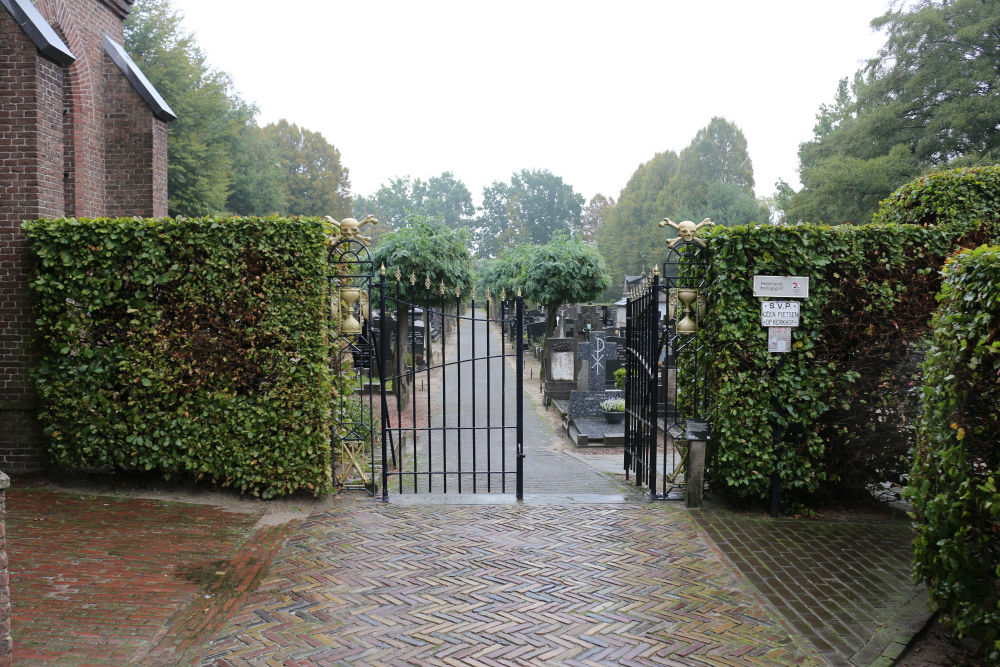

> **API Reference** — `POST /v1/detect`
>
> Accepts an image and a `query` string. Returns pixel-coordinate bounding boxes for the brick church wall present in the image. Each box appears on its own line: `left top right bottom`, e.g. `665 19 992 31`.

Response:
0 0 168 473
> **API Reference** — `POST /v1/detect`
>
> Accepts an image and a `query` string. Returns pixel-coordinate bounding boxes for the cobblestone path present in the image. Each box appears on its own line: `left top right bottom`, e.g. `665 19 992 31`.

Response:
202 500 819 667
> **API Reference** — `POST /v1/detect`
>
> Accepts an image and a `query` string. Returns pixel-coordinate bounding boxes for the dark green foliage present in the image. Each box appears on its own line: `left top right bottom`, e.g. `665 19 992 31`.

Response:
484 237 611 340
701 174 999 501
262 120 352 218
908 245 1000 660
227 124 288 215
597 119 769 296
22 217 334 498
783 0 1000 224
872 166 1000 226
370 216 475 298
474 170 585 258
353 173 475 235
125 0 255 216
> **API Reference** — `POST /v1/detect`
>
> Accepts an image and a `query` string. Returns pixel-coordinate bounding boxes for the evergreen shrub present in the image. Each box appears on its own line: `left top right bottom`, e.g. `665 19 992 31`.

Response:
908 245 1000 659
700 167 1000 503
23 216 334 498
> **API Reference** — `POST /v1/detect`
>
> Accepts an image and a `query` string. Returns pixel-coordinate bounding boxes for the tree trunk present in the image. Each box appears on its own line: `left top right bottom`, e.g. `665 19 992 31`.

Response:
394 304 411 409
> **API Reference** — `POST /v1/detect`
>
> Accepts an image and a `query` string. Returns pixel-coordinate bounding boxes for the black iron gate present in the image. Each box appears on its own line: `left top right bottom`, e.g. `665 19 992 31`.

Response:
624 236 711 499
376 275 524 500
327 227 524 500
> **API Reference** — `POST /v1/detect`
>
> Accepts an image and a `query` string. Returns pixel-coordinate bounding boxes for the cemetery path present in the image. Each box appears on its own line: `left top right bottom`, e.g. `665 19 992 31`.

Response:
385 307 629 497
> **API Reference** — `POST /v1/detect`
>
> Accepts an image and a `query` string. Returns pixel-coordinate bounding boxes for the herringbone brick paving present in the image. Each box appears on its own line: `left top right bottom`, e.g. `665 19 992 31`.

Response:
202 499 821 667
694 508 925 667
6 488 287 667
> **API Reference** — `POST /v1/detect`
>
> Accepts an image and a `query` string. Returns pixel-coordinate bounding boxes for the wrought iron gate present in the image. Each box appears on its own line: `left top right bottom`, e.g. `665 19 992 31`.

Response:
624 235 711 499
327 224 524 500
328 234 379 494
377 274 524 501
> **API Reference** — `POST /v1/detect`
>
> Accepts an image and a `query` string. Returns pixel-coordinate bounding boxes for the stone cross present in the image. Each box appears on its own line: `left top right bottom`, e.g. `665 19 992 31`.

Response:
578 332 617 393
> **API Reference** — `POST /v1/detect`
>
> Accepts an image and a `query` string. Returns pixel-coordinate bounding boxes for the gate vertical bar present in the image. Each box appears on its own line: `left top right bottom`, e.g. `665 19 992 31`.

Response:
471 298 478 493
500 298 507 493
379 267 389 501
515 293 524 500
456 292 462 493
647 272 659 494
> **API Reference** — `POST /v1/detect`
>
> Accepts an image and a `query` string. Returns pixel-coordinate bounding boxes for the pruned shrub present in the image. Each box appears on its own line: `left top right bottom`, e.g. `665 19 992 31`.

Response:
701 167 1000 503
907 244 1000 660
23 216 334 498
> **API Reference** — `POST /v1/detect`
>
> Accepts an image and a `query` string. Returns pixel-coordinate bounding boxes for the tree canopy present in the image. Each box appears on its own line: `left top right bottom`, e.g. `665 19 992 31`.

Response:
353 172 475 233
125 0 352 218
483 237 611 340
781 0 1000 223
125 0 253 216
262 120 352 218
596 118 768 292
370 216 475 300
473 169 585 258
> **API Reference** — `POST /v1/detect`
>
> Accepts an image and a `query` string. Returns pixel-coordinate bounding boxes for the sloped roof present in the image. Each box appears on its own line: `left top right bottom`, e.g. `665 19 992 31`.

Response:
104 35 176 121
1 0 75 66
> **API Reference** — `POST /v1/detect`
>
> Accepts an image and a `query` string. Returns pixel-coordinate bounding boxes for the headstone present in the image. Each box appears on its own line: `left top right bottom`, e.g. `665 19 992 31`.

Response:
577 332 617 393
575 306 603 340
567 389 623 419
605 335 626 386
543 337 578 402
525 321 546 342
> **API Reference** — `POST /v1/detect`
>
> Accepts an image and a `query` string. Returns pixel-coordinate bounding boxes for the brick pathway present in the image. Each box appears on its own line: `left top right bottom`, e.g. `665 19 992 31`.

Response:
202 500 819 667
694 508 927 667
6 489 296 667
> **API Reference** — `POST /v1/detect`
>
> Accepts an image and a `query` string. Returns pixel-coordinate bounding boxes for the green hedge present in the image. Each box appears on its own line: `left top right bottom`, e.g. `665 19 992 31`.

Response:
23 216 334 498
700 170 999 502
872 166 1000 226
908 244 1000 659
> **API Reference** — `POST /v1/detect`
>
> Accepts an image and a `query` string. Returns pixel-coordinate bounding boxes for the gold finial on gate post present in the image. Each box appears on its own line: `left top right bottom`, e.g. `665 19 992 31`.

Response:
652 265 660 276
380 263 386 276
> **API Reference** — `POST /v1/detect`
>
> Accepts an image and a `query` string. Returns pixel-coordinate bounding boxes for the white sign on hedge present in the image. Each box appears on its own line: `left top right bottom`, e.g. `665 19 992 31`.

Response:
760 300 800 327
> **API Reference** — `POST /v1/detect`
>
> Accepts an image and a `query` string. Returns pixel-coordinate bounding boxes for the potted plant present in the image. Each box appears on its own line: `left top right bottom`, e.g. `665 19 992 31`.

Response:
600 397 626 424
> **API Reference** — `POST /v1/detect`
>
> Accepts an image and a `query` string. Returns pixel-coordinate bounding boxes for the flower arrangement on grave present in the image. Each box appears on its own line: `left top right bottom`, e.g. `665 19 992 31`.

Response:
600 397 626 424
600 398 625 412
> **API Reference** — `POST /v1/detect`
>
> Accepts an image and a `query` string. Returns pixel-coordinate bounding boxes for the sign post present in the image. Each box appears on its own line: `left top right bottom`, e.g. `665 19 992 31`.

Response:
753 276 809 517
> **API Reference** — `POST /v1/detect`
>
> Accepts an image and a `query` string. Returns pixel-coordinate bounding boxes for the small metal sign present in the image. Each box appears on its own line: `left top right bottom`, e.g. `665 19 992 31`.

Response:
753 275 809 298
768 327 792 353
685 419 711 440
761 300 800 327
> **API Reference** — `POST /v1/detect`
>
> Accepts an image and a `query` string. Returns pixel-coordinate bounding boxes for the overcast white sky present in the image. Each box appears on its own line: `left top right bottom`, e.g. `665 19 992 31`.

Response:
166 0 890 203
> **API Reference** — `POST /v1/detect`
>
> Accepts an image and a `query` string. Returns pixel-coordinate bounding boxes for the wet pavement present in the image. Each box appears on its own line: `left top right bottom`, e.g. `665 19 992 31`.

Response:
5 318 929 666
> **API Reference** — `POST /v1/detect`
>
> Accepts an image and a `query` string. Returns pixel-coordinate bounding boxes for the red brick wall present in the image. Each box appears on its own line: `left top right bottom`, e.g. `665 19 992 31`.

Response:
103 53 168 217
1 0 163 474
0 14 64 472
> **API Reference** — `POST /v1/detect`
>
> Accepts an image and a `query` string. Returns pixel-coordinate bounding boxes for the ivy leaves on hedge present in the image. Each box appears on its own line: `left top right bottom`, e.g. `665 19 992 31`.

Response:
700 167 1000 503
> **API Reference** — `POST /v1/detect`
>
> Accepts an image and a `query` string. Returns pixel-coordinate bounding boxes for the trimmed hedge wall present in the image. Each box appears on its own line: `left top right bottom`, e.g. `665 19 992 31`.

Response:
908 244 1000 659
23 217 334 498
700 166 1000 503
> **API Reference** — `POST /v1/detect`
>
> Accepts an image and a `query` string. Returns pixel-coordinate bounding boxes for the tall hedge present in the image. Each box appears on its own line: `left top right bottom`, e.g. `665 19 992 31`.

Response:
700 166 1000 502
908 245 1000 659
872 166 1000 227
23 217 334 498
